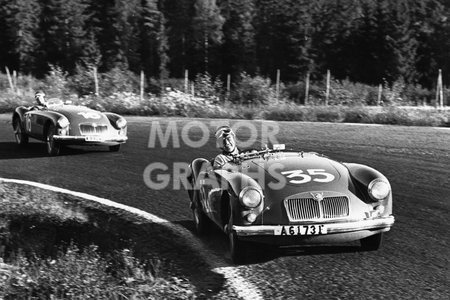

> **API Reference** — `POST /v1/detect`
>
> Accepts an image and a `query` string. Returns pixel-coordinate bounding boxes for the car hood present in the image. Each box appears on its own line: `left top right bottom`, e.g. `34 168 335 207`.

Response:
240 152 355 200
49 105 109 124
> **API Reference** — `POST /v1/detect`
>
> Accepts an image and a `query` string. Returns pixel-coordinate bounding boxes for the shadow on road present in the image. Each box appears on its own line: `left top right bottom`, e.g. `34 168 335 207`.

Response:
0 142 110 159
176 219 361 266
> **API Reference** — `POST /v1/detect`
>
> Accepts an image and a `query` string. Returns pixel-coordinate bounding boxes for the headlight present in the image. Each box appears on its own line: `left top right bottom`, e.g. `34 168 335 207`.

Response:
57 116 70 128
368 179 391 201
239 187 263 208
115 117 127 129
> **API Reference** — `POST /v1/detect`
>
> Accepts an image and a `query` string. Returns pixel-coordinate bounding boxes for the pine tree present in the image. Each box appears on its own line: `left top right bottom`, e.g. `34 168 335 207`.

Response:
220 0 257 78
413 0 447 87
192 0 225 73
1 0 41 74
141 0 169 79
162 0 193 77
38 0 90 74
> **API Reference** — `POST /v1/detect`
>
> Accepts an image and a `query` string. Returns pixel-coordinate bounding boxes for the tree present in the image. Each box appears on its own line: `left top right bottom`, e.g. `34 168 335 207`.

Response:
254 0 320 81
192 0 225 73
141 0 169 79
1 0 41 74
413 0 448 88
162 0 193 77
220 0 257 78
38 0 90 74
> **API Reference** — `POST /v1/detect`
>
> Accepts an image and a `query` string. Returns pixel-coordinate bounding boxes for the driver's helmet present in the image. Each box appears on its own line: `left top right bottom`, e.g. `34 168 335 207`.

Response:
35 90 46 106
215 126 237 153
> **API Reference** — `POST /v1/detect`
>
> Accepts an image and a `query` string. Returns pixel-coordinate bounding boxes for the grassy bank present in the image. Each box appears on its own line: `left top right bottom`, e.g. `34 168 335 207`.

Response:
0 181 222 299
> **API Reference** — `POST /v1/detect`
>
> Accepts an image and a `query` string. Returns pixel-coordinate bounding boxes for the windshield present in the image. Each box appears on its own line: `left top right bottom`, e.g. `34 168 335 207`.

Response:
46 98 64 107
236 144 288 161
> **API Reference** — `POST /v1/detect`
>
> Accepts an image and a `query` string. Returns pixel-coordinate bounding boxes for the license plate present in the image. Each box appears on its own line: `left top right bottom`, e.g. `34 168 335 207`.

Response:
274 225 327 236
85 136 104 142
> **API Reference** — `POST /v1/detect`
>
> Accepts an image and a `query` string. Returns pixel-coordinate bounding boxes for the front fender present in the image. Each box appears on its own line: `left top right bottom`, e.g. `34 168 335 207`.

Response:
344 163 388 186
344 163 392 216
215 170 262 198
104 112 127 129
12 107 29 128
215 170 264 225
37 110 67 129
187 158 210 201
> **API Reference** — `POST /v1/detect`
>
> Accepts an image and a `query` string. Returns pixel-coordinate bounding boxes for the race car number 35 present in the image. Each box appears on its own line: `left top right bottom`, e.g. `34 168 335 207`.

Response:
274 225 328 236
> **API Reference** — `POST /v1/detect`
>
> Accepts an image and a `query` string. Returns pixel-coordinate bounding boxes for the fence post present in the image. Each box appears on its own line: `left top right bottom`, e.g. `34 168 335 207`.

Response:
184 69 189 93
435 70 442 108
325 69 330 106
438 69 444 108
140 70 145 101
5 66 14 92
226 74 231 102
12 70 17 92
276 69 280 103
378 84 382 106
304 72 310 105
93 66 99 96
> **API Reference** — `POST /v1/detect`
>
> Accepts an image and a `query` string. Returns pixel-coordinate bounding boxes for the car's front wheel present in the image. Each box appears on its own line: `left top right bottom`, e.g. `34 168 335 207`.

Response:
46 124 60 156
360 232 383 251
14 118 28 146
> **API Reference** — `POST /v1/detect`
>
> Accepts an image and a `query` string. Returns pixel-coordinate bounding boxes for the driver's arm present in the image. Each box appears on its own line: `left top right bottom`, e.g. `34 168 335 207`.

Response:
213 154 239 170
213 154 227 169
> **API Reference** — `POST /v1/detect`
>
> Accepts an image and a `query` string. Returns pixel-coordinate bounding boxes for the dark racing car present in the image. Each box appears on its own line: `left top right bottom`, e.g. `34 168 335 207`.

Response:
12 98 128 155
188 145 395 264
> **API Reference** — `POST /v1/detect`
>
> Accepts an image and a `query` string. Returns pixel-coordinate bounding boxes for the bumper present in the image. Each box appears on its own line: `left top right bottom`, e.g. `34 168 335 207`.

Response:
53 135 128 145
232 216 395 245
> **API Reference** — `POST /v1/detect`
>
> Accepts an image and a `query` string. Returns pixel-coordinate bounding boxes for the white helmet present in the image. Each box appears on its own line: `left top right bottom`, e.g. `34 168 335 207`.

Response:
215 126 236 152
35 90 46 105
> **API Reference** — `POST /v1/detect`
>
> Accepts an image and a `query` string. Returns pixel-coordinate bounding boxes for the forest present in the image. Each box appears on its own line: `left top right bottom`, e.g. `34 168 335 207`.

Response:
0 0 449 90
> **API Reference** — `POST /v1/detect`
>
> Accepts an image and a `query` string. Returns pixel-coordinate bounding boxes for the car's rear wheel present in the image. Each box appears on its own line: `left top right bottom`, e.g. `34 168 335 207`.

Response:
191 190 211 235
109 144 121 152
360 232 383 251
228 214 249 264
14 118 28 146
46 124 60 156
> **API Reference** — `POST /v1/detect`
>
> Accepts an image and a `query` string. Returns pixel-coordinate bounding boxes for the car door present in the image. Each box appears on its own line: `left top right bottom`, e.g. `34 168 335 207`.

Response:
24 112 42 138
28 111 47 139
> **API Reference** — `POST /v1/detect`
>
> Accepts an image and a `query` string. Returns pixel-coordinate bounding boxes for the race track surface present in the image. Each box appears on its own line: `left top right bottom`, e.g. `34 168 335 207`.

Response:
1 114 449 299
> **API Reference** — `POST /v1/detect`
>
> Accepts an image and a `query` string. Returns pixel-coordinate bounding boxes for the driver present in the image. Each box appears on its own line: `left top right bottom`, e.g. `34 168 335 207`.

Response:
213 126 240 169
34 90 47 107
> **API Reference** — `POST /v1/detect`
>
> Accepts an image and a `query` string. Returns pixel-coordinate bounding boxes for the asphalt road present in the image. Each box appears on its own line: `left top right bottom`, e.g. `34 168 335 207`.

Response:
1 114 449 299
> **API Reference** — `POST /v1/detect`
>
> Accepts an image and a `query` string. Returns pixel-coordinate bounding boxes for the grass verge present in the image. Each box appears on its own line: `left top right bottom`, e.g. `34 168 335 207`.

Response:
0 181 225 299
2 91 449 127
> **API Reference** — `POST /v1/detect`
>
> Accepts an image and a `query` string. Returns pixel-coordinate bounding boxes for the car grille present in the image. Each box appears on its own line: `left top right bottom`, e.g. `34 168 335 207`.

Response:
284 196 349 221
79 123 108 135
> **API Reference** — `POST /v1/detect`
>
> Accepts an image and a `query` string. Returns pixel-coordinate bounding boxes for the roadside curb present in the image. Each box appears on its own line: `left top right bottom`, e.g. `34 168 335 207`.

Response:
0 178 263 300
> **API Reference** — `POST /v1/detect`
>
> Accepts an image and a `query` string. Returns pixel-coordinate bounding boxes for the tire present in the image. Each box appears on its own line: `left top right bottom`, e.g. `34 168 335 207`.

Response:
228 214 249 264
46 124 60 156
14 118 28 146
109 144 121 152
360 232 383 251
191 190 211 235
